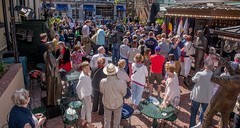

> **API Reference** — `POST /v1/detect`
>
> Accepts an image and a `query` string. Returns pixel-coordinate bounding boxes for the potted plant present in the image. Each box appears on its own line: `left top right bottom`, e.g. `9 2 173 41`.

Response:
0 62 9 79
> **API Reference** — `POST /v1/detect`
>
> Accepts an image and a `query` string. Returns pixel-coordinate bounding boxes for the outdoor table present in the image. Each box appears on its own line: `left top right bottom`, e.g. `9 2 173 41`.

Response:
139 98 175 128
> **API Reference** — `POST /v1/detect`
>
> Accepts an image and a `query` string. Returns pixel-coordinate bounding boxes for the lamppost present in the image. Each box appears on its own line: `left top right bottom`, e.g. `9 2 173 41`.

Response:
10 0 19 63
74 0 81 22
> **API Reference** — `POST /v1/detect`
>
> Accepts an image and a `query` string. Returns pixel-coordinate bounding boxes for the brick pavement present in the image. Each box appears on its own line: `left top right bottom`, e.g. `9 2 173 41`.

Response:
30 78 221 128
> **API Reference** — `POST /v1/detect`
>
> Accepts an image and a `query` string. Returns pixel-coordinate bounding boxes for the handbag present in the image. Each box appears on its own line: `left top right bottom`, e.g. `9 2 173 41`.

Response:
183 75 195 90
90 33 97 44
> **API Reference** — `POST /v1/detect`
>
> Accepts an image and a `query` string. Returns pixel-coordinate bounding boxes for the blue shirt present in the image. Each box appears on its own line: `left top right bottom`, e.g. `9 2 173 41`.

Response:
96 29 106 45
178 40 185 49
145 38 158 54
169 43 181 60
9 105 35 128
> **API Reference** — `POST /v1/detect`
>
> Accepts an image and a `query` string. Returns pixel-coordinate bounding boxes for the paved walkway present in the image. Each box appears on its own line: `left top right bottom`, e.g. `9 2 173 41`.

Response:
29 77 221 128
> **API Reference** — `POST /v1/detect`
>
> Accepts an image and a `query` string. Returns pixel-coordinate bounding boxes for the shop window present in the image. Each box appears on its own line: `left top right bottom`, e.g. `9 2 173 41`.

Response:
72 9 79 19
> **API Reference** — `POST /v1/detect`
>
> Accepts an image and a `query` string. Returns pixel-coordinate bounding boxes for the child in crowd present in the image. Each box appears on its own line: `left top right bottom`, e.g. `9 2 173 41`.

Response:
117 59 131 99
117 59 130 85
71 45 86 71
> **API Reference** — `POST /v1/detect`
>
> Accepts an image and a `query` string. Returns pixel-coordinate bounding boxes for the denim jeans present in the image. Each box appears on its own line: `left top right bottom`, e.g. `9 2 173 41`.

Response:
112 43 120 64
233 113 240 128
189 100 208 127
131 82 144 106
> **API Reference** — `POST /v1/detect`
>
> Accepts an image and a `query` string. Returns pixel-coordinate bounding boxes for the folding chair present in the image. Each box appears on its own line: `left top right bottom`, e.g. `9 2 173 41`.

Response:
121 103 142 128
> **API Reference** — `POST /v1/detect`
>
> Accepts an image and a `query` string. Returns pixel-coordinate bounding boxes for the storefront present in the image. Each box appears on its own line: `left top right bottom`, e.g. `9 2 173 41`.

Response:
164 3 240 60
116 5 126 20
83 5 95 20
55 4 68 17
96 4 114 19
214 25 240 60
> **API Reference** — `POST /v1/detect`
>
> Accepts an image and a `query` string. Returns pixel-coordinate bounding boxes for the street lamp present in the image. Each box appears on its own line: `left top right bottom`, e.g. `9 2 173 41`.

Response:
10 0 19 63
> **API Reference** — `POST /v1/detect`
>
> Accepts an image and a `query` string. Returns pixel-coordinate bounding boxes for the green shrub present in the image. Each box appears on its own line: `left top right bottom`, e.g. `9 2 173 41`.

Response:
0 62 4 73
0 62 9 79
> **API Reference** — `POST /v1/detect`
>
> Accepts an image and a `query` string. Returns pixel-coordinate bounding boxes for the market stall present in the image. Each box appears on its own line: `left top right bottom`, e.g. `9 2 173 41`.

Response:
164 3 240 37
214 25 240 60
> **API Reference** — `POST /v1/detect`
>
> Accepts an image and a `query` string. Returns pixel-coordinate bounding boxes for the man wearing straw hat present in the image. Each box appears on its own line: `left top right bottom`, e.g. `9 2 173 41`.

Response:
100 63 127 128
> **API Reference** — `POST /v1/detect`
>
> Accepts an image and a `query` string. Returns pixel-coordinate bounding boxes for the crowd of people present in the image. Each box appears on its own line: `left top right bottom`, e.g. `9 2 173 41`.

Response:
7 17 240 128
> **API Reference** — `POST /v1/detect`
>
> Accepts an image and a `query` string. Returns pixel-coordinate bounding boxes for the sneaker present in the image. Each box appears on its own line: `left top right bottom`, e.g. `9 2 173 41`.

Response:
133 109 141 114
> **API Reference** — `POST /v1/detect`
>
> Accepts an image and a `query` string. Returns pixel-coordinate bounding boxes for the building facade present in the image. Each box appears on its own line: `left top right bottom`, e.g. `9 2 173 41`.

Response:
39 0 126 22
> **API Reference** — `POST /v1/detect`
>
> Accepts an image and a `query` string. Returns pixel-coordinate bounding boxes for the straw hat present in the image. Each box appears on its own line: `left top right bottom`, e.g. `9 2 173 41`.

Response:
103 63 118 76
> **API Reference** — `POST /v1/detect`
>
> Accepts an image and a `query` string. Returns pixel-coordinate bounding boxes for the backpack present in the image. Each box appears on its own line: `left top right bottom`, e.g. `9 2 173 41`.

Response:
140 45 145 56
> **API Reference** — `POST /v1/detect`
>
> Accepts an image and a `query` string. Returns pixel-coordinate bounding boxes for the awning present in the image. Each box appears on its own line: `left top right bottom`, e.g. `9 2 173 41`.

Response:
56 4 68 11
116 5 125 11
46 3 54 8
42 3 54 9
83 5 95 11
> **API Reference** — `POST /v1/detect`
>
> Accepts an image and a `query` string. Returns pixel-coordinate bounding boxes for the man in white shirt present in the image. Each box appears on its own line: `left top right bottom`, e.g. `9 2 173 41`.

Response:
90 46 108 69
120 38 130 72
76 61 94 128
81 20 92 55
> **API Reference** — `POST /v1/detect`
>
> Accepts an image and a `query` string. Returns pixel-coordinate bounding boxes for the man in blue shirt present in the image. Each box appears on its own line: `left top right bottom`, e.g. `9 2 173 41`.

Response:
96 26 108 52
169 36 181 74
145 31 158 54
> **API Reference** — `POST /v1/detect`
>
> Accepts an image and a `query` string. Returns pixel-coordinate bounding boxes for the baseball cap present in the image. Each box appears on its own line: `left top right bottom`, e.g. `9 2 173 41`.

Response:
155 46 161 51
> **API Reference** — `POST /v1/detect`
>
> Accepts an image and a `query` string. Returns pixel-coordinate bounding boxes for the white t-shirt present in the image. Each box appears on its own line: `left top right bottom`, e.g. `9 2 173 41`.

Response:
76 72 92 99
164 72 180 106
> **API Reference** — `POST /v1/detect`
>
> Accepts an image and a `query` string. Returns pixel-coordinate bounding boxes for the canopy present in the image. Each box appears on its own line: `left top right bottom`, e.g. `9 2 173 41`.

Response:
56 4 68 11
116 5 126 11
83 5 95 11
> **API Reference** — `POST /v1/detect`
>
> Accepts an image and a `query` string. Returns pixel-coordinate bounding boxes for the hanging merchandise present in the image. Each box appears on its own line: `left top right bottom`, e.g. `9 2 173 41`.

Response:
223 40 234 53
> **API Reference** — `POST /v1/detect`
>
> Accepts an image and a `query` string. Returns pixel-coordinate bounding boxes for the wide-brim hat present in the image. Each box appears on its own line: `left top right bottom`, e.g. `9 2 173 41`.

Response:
103 63 118 76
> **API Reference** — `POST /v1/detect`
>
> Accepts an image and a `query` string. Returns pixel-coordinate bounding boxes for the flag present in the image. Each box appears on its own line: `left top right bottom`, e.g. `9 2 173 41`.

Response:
173 17 178 34
161 21 166 33
168 22 173 33
177 17 183 36
183 18 189 34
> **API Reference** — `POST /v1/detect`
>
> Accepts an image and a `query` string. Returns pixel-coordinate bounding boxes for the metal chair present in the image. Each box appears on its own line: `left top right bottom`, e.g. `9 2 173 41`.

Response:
161 96 181 127
121 103 142 128
59 100 79 128
1 113 9 128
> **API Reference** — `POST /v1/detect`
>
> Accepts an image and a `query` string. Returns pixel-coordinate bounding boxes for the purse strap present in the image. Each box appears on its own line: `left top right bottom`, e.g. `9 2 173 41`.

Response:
92 68 102 81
